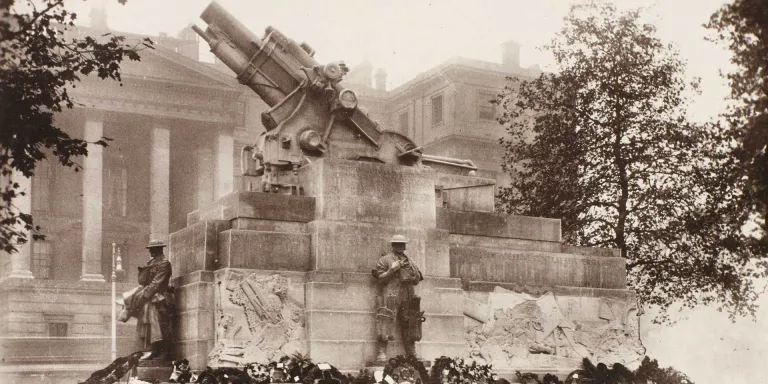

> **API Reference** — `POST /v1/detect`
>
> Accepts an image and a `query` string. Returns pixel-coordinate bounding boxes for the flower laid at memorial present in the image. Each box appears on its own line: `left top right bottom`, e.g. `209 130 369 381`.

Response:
430 356 493 384
78 351 693 384
380 355 430 384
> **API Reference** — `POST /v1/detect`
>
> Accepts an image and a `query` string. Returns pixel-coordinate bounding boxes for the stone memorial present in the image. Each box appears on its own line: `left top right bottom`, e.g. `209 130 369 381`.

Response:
165 1 645 378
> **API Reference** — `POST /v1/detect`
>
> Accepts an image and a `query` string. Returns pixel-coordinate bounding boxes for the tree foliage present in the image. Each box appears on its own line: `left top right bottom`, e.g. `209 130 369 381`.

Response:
706 0 768 237
497 0 767 320
0 0 152 254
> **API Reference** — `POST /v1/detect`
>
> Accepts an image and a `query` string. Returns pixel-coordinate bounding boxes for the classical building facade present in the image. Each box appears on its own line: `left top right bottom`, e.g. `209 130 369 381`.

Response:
346 40 539 185
0 22 537 382
0 24 266 382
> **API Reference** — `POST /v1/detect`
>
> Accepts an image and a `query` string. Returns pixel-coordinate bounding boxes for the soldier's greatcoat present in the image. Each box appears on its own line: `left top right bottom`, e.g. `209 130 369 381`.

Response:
133 255 173 348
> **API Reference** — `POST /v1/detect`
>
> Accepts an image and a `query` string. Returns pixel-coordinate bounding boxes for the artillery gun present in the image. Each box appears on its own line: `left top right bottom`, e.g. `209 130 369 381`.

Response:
193 2 477 194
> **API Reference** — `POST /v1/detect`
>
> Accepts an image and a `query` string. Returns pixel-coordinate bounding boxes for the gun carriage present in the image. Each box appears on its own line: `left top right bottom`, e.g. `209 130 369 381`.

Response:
193 2 476 194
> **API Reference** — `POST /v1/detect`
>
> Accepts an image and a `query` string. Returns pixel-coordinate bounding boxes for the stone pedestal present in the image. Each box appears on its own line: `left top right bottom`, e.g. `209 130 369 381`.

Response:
170 158 643 374
134 359 173 383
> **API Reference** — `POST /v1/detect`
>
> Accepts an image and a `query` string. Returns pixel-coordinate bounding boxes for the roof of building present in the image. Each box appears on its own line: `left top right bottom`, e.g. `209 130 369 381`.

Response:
68 25 242 91
345 55 542 103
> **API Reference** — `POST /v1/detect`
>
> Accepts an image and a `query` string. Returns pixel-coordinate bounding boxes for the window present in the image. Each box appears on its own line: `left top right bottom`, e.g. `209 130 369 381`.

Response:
32 160 53 212
398 111 409 132
478 91 498 121
32 240 53 279
105 166 128 217
49 322 68 337
431 94 443 125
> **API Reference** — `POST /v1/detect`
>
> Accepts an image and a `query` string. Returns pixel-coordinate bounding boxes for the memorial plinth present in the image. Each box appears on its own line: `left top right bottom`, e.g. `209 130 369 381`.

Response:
169 158 643 376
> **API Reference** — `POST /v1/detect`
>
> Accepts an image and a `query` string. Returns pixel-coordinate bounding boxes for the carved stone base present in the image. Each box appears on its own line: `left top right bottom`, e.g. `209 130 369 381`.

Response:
80 273 106 282
134 359 173 383
7 270 34 279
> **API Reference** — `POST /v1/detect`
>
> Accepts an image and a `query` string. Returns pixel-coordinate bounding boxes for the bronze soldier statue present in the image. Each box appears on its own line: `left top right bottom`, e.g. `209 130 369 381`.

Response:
372 235 425 362
131 239 173 360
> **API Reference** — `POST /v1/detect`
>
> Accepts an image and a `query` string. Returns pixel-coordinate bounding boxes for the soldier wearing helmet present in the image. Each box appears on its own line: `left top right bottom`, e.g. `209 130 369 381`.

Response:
371 235 424 361
131 239 174 360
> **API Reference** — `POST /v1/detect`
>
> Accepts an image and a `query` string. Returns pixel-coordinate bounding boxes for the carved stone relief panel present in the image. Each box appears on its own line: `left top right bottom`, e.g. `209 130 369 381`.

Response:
464 287 645 370
209 271 307 366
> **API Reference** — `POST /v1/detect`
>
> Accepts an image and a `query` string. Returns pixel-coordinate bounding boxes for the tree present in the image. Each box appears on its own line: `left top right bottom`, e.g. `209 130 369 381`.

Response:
496 0 767 320
706 0 768 238
0 0 152 254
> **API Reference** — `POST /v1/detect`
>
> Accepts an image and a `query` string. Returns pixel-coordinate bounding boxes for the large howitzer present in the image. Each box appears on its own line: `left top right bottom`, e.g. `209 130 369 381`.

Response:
193 2 477 193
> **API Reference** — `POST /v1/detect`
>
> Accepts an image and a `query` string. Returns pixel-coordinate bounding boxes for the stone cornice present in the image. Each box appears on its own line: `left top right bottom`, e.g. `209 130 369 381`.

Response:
71 78 245 125
423 134 499 148
0 278 135 293
120 73 243 93
381 63 537 108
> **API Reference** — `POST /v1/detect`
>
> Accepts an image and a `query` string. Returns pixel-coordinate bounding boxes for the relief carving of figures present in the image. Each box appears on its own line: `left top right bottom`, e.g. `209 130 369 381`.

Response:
465 287 645 370
209 272 306 366
573 298 645 367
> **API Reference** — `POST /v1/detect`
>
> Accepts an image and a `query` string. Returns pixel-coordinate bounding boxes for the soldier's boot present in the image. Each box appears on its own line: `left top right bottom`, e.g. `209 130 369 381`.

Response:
146 340 171 360
157 339 173 360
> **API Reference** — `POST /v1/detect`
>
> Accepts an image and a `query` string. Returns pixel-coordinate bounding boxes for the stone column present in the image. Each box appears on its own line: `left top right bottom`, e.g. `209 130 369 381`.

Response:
6 171 34 279
81 112 106 282
150 123 170 243
196 144 214 209
215 130 234 199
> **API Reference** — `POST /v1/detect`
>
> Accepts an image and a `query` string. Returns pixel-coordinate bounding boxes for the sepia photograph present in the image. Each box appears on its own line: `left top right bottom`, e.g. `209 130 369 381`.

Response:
1 0 766 383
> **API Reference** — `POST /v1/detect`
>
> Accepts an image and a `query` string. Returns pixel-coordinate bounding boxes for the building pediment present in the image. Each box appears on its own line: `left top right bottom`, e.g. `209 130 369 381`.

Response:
118 46 240 90
71 46 246 125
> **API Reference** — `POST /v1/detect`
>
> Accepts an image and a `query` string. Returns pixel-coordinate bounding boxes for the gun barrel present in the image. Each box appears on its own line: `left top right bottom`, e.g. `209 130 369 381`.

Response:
422 154 477 170
193 23 286 106
200 1 264 56
195 2 321 107
190 25 211 44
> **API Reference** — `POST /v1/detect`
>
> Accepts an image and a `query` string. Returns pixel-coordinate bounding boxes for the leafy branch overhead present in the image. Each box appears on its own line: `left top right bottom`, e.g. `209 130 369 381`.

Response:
0 0 153 253
496 0 767 321
706 0 768 239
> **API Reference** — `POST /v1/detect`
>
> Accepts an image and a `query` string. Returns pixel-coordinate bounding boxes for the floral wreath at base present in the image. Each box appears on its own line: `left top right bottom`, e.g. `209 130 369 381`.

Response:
80 352 693 384
380 355 430 384
430 356 493 384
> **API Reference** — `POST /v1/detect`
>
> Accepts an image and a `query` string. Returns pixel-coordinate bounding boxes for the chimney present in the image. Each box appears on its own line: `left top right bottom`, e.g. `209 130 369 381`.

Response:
374 69 387 91
89 3 108 31
357 59 373 88
177 25 200 61
500 40 520 71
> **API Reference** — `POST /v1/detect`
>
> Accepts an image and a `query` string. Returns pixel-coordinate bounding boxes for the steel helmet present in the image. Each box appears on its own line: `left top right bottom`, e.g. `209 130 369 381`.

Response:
146 239 168 249
390 234 409 244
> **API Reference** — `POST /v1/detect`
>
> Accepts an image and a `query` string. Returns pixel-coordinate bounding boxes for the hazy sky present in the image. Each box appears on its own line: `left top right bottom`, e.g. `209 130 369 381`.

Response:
66 0 735 121
58 0 767 382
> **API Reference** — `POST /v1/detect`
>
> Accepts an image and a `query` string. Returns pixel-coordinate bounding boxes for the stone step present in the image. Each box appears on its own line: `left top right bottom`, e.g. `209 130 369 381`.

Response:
187 191 316 225
134 360 174 383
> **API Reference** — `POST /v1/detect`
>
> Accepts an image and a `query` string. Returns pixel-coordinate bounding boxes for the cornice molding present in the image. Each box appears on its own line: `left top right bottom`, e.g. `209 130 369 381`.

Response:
71 80 244 125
